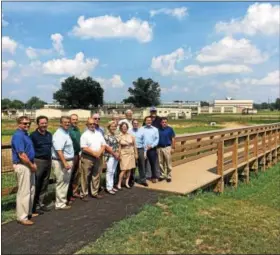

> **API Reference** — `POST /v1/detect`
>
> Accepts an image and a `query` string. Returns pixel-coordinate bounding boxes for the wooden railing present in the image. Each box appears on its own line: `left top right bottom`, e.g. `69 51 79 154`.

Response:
2 123 280 196
214 123 280 192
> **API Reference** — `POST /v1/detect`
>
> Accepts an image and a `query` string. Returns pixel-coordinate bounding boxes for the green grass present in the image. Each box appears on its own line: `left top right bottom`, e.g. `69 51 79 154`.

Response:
77 163 280 254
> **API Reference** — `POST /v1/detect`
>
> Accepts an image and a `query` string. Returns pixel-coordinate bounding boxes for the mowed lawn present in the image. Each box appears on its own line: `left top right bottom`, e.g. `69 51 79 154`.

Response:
77 163 280 254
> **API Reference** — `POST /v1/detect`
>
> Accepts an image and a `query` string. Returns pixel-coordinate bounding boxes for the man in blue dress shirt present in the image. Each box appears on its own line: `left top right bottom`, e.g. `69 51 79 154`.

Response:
140 116 159 183
129 119 148 187
11 116 37 226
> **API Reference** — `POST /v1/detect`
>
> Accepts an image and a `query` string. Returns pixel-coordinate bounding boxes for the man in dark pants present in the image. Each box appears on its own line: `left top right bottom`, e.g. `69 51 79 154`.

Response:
30 116 52 214
67 114 81 202
142 116 159 183
142 107 162 179
129 119 148 187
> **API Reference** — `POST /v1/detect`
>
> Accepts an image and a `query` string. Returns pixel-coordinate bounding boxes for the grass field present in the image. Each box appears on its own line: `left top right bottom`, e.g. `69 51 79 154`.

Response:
77 163 280 254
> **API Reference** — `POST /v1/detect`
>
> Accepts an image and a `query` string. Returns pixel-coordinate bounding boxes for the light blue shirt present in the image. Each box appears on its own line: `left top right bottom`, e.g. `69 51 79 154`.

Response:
140 126 159 152
129 128 144 148
52 127 74 160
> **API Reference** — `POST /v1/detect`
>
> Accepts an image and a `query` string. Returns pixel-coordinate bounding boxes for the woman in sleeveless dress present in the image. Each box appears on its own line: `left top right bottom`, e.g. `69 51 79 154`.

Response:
117 122 138 190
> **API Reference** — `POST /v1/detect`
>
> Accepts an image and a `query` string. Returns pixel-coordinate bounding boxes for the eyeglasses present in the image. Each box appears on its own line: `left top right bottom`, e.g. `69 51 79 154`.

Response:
94 118 100 120
21 122 31 126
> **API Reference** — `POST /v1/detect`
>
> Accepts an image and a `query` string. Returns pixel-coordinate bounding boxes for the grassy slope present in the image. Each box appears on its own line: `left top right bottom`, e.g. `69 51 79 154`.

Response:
77 163 280 254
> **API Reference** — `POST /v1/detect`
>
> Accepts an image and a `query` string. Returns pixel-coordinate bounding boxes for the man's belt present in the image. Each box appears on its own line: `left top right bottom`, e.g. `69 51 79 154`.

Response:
157 144 171 148
52 157 74 161
35 156 51 160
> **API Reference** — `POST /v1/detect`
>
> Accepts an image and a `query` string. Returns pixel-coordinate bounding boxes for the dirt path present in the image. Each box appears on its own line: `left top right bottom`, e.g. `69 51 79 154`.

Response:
1 188 164 254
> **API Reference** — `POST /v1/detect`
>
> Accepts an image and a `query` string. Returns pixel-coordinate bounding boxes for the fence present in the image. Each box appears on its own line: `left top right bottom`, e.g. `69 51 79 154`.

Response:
2 123 280 196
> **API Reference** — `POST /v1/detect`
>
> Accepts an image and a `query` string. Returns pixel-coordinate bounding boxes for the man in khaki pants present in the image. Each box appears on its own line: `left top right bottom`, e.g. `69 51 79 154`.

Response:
80 118 106 200
157 117 176 183
11 116 37 226
52 116 74 210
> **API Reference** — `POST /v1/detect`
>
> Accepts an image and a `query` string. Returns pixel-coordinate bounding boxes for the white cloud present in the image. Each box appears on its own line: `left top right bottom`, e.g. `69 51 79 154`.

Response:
2 36 18 54
20 61 43 77
2 14 9 27
151 48 190 76
197 36 268 64
51 33 65 55
95 74 125 88
25 47 52 59
37 84 59 92
161 85 178 93
221 70 280 90
150 7 188 20
2 60 17 80
184 64 252 76
42 52 99 78
216 3 280 36
71 15 153 43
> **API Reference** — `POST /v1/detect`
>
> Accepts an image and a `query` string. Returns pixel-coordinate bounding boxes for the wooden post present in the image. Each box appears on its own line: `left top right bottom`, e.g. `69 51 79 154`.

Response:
273 130 277 164
261 131 267 171
214 141 224 193
197 138 202 155
231 137 238 188
253 133 259 173
243 135 250 183
267 130 272 167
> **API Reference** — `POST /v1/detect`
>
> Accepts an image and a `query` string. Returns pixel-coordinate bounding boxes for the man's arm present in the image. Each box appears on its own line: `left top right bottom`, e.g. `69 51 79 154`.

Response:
151 128 159 148
56 150 71 169
12 135 36 171
82 147 100 158
18 153 36 171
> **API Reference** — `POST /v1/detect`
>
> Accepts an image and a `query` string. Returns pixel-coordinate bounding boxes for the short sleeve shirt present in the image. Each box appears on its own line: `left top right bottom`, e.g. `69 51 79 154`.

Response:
80 129 106 152
30 129 52 159
51 127 74 159
158 126 175 147
11 129 35 164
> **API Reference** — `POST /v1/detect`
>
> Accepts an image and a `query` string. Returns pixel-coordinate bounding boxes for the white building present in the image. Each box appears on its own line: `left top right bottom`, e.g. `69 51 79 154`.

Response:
214 98 253 111
142 107 192 120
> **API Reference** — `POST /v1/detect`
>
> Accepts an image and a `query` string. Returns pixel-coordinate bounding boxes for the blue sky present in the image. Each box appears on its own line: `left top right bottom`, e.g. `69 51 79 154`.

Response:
2 2 279 104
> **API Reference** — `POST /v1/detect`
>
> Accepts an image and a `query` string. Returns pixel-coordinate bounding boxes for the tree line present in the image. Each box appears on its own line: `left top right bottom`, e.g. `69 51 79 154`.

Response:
2 76 280 110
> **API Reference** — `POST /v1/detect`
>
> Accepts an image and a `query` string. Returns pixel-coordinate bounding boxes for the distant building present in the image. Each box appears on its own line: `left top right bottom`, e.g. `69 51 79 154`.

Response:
198 106 238 114
214 99 254 111
160 101 200 109
143 107 192 120
43 102 63 109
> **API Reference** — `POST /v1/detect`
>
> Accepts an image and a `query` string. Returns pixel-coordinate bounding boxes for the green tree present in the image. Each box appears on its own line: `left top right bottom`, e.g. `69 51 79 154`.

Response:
53 76 104 109
275 98 280 110
10 100 25 109
123 77 161 107
26 96 47 109
1 98 11 109
200 101 210 107
261 102 269 109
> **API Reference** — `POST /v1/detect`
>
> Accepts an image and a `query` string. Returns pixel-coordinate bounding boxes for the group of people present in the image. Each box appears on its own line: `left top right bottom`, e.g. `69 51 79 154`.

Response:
11 107 176 226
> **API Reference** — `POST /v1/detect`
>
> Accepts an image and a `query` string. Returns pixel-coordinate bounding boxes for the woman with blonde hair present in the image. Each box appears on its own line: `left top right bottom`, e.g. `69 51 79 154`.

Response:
117 122 138 190
104 121 120 195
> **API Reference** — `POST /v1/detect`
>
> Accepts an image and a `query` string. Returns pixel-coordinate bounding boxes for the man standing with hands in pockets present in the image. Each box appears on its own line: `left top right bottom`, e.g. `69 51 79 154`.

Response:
52 116 74 210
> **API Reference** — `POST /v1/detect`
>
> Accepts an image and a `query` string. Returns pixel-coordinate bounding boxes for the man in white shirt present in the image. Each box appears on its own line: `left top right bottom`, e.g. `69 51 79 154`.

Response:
80 118 106 200
52 116 74 210
119 109 133 130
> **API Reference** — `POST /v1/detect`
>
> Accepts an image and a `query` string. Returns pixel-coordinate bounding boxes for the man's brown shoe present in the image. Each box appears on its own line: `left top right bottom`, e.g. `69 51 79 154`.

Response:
151 178 157 183
92 194 103 199
17 220 34 226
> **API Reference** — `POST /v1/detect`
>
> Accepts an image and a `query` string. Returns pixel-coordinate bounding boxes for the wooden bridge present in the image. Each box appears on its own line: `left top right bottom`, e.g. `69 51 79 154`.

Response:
1 123 280 196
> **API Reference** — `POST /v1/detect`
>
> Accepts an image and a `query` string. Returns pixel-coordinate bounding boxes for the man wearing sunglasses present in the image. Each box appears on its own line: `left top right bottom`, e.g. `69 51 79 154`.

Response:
11 116 37 226
52 116 74 210
92 113 104 136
